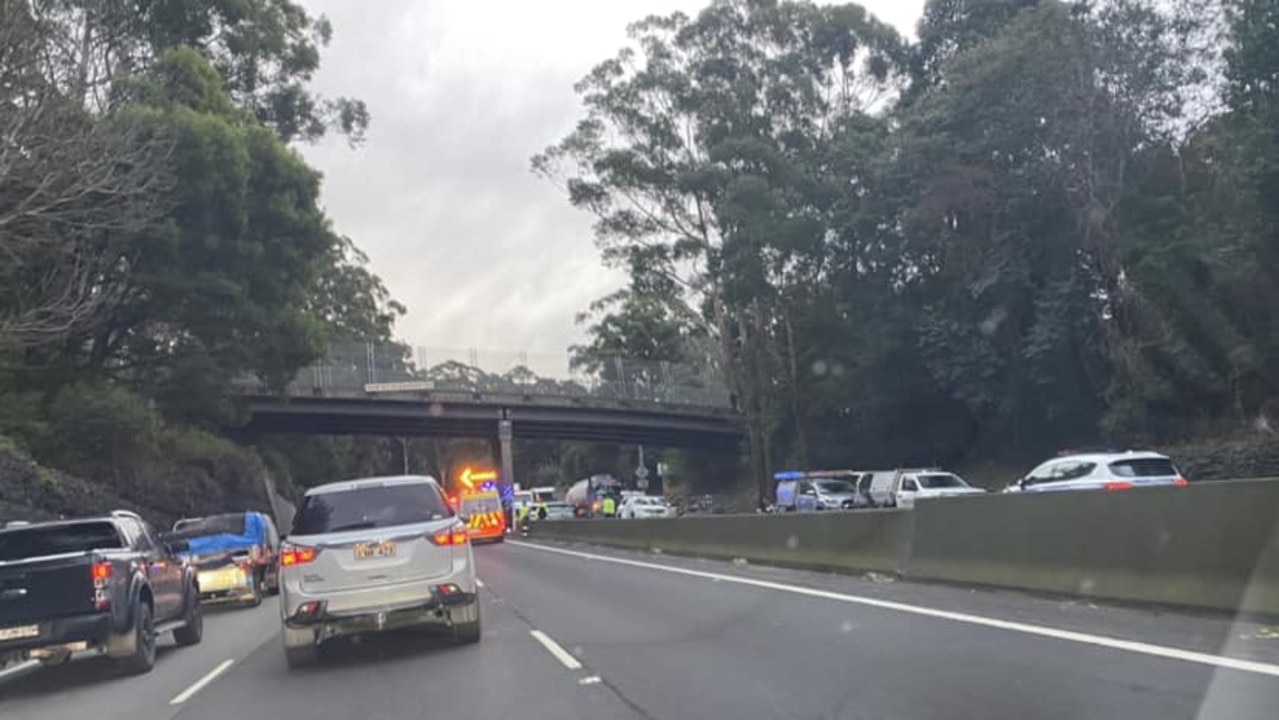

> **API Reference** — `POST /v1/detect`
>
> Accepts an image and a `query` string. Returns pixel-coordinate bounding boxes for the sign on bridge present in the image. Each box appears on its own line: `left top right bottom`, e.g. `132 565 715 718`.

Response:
364 380 436 394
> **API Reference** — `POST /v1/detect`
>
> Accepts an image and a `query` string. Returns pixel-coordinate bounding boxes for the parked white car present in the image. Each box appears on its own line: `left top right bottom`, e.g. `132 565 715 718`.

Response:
1004 451 1188 494
894 470 985 509
619 495 674 519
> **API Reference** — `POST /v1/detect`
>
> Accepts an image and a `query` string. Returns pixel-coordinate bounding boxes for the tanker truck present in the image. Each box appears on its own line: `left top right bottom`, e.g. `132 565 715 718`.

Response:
564 474 622 518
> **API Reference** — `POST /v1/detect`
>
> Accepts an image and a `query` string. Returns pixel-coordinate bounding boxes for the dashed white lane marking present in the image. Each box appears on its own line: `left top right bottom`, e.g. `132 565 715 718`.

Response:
530 629 583 670
476 578 485 588
579 675 602 685
169 659 235 705
509 541 1279 679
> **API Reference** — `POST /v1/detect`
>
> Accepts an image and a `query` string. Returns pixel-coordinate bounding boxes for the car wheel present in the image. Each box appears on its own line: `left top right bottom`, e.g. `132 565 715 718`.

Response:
115 601 156 675
451 600 482 645
173 592 204 647
282 627 318 669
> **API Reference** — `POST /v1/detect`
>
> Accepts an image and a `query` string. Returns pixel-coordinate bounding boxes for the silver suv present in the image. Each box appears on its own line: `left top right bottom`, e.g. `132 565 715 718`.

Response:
1004 451 1188 494
278 476 480 668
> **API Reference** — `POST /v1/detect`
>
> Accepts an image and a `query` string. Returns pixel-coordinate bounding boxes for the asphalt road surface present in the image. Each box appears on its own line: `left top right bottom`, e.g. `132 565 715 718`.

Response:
3 539 1279 720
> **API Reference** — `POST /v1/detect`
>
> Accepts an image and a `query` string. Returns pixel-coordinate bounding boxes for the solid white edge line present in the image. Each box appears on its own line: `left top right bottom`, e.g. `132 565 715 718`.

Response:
169 659 235 705
530 629 583 670
508 541 1279 679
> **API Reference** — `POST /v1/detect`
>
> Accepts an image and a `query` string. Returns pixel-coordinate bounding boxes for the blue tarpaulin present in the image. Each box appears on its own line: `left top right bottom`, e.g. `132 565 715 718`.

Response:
182 512 268 558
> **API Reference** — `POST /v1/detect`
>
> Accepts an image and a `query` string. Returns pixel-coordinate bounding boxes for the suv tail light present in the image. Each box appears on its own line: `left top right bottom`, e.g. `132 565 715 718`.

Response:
91 561 112 610
1104 481 1134 491
280 543 318 567
1174 477 1190 487
431 528 469 546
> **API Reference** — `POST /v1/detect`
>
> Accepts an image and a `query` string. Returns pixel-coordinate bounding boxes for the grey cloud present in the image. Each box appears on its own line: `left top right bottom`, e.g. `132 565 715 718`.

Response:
298 0 924 364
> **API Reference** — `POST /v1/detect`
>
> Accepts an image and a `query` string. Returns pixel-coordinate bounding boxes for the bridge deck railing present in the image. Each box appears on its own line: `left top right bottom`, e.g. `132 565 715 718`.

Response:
230 343 735 411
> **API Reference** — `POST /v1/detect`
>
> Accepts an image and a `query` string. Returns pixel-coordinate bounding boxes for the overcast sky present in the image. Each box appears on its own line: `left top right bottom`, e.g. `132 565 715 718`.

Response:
297 0 926 366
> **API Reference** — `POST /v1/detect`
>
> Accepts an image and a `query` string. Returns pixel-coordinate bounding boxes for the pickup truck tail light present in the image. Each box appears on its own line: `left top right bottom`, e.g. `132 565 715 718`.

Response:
92 561 112 610
280 543 318 567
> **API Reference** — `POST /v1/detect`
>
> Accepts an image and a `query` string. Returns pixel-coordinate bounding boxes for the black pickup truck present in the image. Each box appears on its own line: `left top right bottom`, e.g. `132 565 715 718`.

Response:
0 511 203 675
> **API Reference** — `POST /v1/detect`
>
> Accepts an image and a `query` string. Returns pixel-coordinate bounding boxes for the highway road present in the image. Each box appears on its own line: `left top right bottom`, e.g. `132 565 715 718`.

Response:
3 539 1278 719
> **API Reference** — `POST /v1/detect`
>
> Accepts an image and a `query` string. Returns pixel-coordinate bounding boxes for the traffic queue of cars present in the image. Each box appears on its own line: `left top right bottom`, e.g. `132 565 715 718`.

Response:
0 475 485 675
0 509 279 675
0 450 1192 678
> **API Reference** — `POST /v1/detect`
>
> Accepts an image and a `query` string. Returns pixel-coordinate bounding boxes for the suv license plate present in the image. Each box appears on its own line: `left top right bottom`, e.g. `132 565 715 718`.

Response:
0 624 39 641
354 541 397 560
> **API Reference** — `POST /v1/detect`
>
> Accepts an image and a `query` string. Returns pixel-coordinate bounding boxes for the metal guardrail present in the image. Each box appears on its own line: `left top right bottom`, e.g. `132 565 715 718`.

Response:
230 342 735 410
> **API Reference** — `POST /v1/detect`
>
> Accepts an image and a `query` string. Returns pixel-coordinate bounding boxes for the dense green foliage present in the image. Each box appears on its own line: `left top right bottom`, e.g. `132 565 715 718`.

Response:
542 0 1278 502
0 0 394 519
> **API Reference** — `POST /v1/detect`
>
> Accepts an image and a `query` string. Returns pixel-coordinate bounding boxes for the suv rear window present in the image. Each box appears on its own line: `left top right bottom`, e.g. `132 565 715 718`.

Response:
0 522 124 562
293 483 452 535
1109 458 1178 478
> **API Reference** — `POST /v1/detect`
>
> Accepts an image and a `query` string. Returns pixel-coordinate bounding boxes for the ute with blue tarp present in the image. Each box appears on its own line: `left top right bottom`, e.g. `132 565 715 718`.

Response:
170 511 281 607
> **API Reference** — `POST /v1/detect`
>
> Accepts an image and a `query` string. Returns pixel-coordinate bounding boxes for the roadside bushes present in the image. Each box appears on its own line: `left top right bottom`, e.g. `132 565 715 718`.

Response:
1 381 272 523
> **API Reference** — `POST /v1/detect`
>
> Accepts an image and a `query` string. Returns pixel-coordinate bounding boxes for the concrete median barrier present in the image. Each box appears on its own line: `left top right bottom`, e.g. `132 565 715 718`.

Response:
530 510 912 575
528 479 1279 615
906 478 1279 615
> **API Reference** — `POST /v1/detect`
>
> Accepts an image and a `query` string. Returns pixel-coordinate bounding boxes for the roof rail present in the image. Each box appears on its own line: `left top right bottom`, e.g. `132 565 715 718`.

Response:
109 509 142 520
1055 447 1123 457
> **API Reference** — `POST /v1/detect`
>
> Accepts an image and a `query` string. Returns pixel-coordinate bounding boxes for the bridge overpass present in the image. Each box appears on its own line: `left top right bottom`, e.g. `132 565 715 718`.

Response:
229 342 744 483
238 394 743 450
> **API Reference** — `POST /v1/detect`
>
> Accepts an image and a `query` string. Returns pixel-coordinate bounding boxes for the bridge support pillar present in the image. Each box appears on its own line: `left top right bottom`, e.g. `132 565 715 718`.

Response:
499 418 515 527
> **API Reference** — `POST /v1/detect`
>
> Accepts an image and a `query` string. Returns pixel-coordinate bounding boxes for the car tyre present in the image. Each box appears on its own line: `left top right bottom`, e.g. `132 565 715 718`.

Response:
173 591 203 647
451 600 482 645
282 627 318 669
115 601 156 675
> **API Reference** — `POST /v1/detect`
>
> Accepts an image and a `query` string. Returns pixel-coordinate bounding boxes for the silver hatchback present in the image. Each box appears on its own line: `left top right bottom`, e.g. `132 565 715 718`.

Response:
278 476 480 668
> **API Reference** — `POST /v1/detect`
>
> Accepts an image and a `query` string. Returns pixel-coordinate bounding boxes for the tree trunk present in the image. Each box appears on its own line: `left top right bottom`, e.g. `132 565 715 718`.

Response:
708 286 771 507
783 309 809 468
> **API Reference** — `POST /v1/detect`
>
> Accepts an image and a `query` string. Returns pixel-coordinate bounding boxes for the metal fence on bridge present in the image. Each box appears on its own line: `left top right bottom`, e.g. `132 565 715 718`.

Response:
232 343 734 410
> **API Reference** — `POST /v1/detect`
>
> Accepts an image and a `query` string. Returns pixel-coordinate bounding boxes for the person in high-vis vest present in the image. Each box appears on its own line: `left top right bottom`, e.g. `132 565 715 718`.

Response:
601 494 617 518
